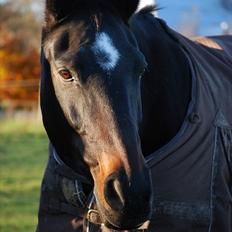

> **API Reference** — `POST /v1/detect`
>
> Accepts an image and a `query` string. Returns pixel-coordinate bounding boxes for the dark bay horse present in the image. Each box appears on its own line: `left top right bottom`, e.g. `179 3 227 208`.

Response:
38 0 232 231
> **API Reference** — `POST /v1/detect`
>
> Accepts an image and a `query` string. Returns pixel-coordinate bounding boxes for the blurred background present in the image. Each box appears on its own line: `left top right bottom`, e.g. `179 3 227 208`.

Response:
0 0 231 232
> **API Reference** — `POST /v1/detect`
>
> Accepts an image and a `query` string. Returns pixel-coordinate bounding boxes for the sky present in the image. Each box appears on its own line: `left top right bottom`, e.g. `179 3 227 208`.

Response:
141 0 232 35
1 0 231 36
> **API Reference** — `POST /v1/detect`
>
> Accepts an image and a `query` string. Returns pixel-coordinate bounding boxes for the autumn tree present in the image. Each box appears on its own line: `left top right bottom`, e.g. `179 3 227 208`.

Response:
0 0 42 105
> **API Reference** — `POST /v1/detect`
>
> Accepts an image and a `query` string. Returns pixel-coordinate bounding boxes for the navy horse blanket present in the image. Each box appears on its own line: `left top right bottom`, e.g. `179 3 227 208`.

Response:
146 20 232 232
37 19 232 232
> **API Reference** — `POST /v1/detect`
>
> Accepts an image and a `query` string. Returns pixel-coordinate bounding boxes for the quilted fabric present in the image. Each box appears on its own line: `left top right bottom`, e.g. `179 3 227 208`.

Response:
146 20 232 232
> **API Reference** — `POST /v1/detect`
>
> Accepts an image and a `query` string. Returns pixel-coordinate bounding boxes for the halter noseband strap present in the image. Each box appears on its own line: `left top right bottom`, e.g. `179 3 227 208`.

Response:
51 149 103 227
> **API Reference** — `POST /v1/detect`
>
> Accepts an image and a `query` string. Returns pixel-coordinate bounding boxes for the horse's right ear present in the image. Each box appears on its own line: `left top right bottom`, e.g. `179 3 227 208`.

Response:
44 0 75 29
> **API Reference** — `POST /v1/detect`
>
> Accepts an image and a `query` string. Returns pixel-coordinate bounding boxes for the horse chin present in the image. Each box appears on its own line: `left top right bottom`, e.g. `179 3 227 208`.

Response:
98 205 150 230
103 219 145 231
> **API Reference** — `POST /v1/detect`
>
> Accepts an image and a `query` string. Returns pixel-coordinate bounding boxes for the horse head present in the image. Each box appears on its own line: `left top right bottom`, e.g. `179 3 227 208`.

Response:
41 0 153 229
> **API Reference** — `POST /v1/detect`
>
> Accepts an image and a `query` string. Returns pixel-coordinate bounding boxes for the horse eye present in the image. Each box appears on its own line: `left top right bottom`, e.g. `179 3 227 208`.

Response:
58 69 73 81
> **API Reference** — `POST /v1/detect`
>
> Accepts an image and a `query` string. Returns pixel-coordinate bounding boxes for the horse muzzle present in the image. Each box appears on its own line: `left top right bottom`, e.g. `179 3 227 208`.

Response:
92 167 153 230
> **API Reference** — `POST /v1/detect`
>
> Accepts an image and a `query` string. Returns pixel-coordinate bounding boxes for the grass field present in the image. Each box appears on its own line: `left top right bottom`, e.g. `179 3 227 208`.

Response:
0 119 48 232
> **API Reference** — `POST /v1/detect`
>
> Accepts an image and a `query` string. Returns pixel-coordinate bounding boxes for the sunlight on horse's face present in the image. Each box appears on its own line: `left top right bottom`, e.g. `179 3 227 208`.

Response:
44 13 152 229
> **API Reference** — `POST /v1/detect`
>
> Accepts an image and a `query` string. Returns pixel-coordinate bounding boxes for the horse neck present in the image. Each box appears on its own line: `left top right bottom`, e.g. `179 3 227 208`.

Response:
131 17 192 155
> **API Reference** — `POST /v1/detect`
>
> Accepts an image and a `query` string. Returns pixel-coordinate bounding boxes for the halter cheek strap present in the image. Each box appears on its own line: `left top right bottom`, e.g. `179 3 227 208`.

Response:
51 149 103 227
51 149 149 231
52 149 91 206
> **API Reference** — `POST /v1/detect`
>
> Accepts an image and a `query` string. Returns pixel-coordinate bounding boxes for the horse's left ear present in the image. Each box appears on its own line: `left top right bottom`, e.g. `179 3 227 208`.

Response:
44 0 77 30
110 0 139 22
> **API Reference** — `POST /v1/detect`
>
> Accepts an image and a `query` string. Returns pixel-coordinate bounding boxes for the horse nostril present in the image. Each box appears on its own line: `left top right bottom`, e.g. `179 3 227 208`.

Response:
104 173 126 211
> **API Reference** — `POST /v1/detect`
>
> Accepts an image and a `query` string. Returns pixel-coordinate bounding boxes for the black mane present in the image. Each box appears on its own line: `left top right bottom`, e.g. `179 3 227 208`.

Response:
137 5 160 15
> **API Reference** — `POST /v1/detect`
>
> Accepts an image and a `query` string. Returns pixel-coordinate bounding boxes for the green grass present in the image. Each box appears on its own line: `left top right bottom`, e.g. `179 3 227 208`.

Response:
0 119 48 232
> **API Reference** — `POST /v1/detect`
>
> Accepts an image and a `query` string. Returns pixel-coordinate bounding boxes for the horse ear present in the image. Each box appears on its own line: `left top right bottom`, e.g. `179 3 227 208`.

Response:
44 0 76 29
44 0 139 30
110 0 139 21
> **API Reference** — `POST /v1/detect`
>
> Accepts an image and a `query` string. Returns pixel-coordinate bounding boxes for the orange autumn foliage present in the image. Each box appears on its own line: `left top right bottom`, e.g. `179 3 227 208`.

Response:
0 34 40 103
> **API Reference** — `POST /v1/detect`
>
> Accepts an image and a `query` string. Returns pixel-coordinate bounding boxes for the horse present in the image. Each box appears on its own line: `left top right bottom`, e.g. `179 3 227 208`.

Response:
37 0 232 231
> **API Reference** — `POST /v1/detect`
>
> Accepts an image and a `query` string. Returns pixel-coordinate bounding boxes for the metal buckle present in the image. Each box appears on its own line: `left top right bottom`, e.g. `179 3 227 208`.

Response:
87 209 102 225
85 194 103 232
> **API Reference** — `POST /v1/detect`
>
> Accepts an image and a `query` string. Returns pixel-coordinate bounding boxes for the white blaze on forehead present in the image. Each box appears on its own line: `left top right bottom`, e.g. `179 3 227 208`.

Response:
92 32 120 71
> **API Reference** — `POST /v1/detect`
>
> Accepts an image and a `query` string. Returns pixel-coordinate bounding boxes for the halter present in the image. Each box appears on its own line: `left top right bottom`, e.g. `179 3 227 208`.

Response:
52 149 103 230
51 149 149 231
